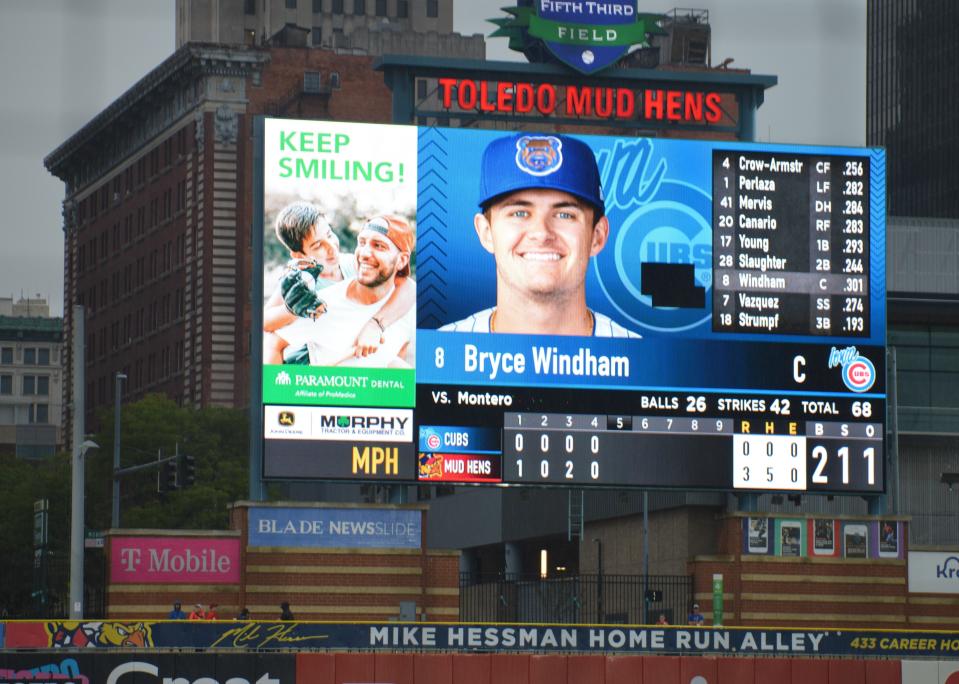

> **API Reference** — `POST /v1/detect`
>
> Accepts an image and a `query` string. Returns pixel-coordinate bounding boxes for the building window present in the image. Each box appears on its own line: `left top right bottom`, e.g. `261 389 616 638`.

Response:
313 0 322 11
304 71 322 92
332 0 343 13
23 375 49 396
426 0 437 18
375 0 386 15
38 348 49 365
397 0 408 18
24 348 35 365
29 403 49 424
244 0 256 14
286 0 297 8
0 348 12 365
353 0 365 14
312 26 323 45
0 375 11 394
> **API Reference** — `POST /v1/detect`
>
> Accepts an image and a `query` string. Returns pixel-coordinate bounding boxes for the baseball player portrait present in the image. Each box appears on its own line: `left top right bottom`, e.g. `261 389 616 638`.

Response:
263 202 416 366
440 133 639 338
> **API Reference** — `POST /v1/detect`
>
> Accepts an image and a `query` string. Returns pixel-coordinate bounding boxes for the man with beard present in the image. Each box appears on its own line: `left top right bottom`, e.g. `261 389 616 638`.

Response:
275 215 415 368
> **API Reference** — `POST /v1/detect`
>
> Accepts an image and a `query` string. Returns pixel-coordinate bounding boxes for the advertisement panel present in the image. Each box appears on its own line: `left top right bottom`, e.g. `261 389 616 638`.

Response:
257 119 886 495
909 551 959 594
109 536 241 584
0 652 295 684
247 506 421 549
2 621 958 662
261 119 417 409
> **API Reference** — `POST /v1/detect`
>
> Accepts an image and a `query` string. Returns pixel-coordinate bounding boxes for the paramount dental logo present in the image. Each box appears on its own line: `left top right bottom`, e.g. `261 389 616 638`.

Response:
491 1 664 74
291 373 369 388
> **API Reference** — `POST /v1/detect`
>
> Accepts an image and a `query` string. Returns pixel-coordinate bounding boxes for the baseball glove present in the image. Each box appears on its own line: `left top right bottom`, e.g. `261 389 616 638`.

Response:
280 260 326 319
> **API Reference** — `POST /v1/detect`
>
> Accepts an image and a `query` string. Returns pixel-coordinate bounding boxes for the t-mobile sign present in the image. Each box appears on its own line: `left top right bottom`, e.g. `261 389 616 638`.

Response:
110 536 241 584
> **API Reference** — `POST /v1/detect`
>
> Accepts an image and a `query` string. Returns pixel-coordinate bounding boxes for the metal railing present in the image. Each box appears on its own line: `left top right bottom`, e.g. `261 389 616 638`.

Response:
459 573 692 626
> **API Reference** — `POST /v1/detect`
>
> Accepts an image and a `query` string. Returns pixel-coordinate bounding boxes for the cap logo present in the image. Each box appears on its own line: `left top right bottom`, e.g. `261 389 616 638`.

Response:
365 216 390 237
515 136 563 177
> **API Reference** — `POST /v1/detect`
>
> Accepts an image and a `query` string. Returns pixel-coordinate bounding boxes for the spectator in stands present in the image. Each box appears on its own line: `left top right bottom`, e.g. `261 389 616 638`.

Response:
206 603 219 620
687 603 704 626
279 601 295 621
656 613 669 626
188 603 207 620
167 602 186 619
236 607 251 621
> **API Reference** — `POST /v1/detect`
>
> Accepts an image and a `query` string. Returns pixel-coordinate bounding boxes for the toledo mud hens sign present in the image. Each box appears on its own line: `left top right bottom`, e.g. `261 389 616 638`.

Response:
436 78 724 124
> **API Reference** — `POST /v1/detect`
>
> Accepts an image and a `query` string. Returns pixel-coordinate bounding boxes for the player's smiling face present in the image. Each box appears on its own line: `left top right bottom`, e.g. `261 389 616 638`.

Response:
354 228 406 288
476 188 609 301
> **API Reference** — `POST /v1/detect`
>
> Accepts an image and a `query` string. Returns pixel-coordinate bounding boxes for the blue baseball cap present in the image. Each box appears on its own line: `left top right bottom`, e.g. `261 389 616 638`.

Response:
478 134 605 215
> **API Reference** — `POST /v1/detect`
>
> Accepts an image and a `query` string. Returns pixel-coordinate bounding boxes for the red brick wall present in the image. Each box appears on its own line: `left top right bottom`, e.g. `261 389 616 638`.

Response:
233 502 460 622
688 514 959 630
105 504 460 621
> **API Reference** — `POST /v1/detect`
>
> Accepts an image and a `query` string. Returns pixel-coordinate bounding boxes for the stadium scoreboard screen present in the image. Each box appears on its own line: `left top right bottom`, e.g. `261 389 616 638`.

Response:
256 118 886 495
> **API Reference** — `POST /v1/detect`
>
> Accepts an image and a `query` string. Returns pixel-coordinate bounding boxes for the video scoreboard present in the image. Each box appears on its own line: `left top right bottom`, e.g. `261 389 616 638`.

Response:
256 120 886 496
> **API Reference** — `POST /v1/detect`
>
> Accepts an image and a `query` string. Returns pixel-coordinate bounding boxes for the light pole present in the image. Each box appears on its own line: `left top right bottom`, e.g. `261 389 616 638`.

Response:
593 538 603 623
69 439 98 619
112 373 126 529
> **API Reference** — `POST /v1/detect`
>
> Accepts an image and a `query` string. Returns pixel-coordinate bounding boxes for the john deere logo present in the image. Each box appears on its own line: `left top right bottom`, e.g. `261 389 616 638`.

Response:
278 411 295 426
492 1 663 75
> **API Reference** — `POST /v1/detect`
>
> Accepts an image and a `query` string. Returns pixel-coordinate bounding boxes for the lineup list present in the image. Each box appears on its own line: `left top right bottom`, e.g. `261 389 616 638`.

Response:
712 151 871 337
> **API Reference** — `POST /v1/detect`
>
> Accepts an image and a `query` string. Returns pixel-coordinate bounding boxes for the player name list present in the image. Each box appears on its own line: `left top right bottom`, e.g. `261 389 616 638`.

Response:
711 150 870 337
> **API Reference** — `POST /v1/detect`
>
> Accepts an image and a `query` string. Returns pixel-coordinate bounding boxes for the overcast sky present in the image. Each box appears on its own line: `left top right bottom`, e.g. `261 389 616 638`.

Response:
0 0 864 317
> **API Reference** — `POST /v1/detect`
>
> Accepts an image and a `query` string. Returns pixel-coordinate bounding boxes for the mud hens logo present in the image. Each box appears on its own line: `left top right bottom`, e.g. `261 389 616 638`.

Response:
828 346 876 393
45 621 153 649
277 411 295 427
516 135 563 176
419 453 445 479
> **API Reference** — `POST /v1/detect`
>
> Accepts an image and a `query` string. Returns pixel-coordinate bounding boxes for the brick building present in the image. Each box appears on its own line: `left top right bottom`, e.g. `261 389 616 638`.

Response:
45 30 481 435
176 0 478 56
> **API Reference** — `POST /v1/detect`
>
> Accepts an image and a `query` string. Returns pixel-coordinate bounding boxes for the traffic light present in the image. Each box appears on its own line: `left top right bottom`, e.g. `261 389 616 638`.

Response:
162 459 178 492
181 454 196 487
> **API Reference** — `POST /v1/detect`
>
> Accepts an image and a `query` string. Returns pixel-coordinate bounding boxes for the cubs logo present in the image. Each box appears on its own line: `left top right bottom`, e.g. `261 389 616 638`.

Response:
421 428 442 451
842 356 875 393
828 346 876 393
46 621 154 649
515 136 563 176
